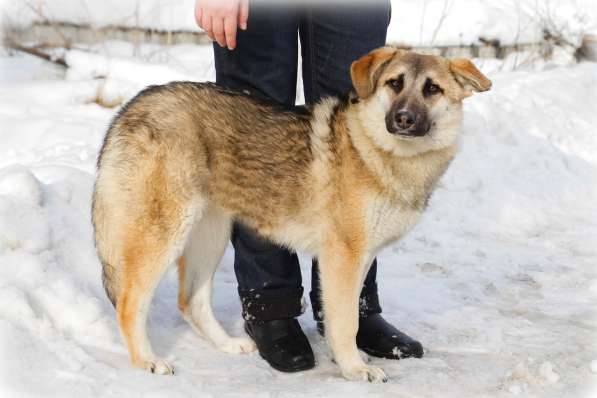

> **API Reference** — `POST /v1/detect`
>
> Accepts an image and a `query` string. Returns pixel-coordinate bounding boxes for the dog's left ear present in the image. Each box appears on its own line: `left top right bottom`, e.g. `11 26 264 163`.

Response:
450 59 492 98
351 47 397 99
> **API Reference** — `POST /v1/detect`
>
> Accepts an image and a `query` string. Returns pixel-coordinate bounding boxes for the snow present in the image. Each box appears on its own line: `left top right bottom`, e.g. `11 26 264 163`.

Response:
539 362 560 384
1 28 597 398
3 0 597 47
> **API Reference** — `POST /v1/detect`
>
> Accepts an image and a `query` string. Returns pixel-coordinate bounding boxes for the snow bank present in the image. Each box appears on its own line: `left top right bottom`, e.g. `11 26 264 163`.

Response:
3 0 597 47
0 46 596 397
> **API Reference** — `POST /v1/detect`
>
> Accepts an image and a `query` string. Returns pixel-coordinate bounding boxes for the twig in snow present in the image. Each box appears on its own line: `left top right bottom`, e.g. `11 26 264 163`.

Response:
429 0 454 46
3 36 67 67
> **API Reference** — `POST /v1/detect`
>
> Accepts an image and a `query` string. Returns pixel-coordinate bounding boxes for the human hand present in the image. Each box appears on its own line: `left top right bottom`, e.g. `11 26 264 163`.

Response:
195 0 249 50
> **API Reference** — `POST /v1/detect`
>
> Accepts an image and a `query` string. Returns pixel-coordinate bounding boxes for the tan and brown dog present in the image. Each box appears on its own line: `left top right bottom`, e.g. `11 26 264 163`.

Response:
92 47 491 382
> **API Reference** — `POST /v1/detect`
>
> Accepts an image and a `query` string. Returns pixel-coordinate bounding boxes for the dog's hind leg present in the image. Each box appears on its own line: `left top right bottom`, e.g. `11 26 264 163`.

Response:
178 205 256 354
116 200 202 375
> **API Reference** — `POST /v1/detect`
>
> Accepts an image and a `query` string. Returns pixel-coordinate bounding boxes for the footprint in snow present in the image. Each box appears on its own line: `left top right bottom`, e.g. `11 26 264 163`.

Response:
417 262 451 278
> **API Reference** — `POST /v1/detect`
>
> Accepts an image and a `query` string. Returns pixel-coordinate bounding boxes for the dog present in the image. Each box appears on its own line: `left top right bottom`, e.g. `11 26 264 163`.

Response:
92 47 491 382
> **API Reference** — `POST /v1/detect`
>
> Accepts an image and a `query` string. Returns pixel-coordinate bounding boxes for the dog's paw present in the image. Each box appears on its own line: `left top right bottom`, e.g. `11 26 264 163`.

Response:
141 358 174 375
342 365 388 383
217 337 256 355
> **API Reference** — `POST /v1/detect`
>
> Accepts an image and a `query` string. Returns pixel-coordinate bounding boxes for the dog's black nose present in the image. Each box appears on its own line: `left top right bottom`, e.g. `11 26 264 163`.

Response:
395 110 416 130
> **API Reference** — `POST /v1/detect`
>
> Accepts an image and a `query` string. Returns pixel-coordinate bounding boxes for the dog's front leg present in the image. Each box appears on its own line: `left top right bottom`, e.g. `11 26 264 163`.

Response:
319 241 387 383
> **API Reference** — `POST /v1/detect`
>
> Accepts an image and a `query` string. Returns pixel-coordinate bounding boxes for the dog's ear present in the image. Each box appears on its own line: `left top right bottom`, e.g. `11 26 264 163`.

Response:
350 47 397 99
450 59 492 98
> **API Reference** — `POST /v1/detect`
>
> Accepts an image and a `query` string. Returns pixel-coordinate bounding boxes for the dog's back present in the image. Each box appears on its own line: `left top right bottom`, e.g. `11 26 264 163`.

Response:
93 82 316 304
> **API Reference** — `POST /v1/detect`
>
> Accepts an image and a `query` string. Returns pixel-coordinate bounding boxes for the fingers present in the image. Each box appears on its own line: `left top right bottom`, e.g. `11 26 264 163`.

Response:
224 16 237 50
211 17 226 48
238 0 249 30
202 14 213 41
196 0 247 50
194 4 202 27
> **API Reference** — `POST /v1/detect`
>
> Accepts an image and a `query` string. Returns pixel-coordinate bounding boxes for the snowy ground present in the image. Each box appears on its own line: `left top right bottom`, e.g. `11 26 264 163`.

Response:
0 42 597 398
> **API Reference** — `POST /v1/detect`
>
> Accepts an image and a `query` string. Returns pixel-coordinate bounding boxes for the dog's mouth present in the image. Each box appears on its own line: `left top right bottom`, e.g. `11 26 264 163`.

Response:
395 129 430 139
385 121 431 138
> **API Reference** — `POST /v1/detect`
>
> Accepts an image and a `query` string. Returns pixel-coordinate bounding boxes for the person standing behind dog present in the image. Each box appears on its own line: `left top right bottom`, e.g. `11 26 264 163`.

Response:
195 0 423 372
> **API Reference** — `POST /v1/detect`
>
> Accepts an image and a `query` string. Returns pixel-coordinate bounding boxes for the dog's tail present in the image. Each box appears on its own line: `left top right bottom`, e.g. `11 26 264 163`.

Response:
92 176 119 307
92 132 128 308
100 258 118 307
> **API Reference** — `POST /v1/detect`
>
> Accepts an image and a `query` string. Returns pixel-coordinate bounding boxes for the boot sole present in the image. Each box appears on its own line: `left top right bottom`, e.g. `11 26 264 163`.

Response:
359 345 424 360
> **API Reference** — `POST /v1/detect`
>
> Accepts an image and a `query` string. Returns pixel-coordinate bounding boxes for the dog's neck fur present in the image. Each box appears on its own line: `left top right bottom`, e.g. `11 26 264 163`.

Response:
339 100 458 210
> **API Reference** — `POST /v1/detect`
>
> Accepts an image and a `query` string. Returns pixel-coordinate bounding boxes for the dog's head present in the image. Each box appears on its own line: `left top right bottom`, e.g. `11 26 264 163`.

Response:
350 47 491 156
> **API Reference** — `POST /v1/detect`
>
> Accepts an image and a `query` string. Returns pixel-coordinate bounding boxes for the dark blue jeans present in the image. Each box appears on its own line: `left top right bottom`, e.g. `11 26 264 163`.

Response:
213 3 390 322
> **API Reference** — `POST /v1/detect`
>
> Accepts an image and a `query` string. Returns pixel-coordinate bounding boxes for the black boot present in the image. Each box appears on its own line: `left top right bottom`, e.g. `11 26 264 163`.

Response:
316 315 423 360
245 319 315 372
311 259 423 360
356 314 423 359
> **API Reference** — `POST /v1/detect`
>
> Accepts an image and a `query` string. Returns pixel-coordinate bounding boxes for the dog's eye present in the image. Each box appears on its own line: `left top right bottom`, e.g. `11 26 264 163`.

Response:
389 79 401 88
386 75 404 92
423 78 443 97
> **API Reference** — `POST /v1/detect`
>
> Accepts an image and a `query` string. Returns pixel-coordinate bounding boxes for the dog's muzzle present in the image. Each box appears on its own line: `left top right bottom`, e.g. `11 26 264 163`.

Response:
386 108 430 137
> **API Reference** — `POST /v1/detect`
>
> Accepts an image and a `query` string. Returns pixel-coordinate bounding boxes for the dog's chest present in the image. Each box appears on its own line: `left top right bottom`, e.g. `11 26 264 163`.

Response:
363 195 422 251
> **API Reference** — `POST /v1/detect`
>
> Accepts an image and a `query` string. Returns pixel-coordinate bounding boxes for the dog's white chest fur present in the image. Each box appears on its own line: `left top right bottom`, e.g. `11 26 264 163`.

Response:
364 194 422 252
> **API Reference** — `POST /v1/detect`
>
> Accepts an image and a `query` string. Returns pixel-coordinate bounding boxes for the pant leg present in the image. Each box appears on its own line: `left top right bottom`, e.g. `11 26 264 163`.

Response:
214 5 300 105
213 6 304 321
299 2 391 320
299 2 391 101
